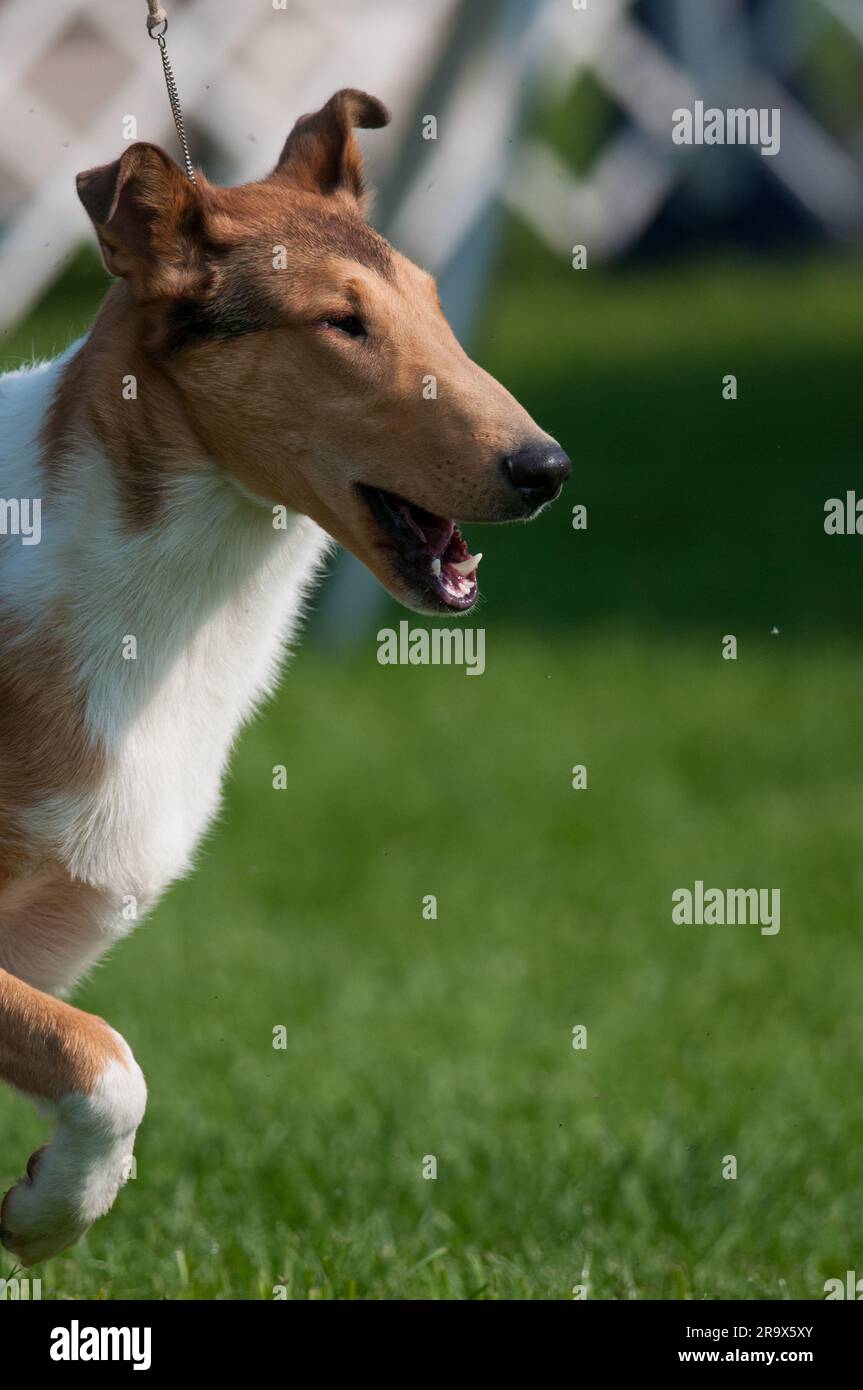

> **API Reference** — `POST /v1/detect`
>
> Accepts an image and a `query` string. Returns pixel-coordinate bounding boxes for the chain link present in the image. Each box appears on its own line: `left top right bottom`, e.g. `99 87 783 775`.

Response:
148 18 196 184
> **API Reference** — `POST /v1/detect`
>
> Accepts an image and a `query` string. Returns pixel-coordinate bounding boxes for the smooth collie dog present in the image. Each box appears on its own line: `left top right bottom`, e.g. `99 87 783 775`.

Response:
0 90 569 1264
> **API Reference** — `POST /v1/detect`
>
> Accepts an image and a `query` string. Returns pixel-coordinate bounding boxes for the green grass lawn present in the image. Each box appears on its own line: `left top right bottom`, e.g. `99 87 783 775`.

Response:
2 634 861 1300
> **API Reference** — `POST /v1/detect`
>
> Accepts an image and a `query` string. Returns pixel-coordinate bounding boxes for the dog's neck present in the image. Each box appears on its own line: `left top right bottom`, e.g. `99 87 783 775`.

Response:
1 313 331 743
44 286 227 528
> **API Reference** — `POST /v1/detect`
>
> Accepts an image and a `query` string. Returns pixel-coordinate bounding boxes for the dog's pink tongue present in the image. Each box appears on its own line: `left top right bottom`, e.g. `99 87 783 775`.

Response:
394 497 481 588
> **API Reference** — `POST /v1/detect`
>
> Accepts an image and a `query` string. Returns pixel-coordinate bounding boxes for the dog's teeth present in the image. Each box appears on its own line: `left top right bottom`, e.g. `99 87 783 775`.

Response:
431 557 442 576
450 553 482 577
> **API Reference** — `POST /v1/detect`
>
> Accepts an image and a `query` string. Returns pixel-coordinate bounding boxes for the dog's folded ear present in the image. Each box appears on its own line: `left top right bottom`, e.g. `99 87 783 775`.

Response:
271 88 390 207
76 143 210 299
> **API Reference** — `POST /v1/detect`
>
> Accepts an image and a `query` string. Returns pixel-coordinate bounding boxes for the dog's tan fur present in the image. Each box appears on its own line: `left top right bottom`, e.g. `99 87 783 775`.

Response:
0 965 128 1104
0 610 105 885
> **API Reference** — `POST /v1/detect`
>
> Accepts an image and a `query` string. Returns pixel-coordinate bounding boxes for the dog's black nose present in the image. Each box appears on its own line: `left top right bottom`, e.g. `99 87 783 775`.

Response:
504 442 571 506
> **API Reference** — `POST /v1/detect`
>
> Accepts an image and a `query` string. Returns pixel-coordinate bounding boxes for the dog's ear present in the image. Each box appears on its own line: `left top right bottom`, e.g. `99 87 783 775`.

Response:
76 143 210 300
271 88 390 207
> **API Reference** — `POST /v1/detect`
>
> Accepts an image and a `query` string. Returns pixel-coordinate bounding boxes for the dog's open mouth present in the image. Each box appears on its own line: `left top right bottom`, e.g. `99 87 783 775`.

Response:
360 485 481 612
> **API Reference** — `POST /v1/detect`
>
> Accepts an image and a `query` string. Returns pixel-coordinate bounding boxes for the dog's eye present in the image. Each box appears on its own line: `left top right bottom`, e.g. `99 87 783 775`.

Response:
324 313 367 339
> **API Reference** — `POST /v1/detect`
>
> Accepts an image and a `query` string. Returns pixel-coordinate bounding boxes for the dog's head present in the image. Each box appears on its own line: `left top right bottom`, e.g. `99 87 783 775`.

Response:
76 90 569 614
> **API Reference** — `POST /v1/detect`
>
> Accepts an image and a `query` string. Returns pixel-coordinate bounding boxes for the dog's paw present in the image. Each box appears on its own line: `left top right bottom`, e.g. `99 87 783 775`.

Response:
1 1059 145 1266
1 1145 92 1265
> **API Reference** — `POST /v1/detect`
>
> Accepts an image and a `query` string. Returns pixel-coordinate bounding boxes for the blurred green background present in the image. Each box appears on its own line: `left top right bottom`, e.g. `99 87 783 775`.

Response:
2 0 863 1299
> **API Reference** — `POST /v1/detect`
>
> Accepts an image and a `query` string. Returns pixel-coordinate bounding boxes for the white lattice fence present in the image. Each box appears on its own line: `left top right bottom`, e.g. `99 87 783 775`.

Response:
505 0 863 261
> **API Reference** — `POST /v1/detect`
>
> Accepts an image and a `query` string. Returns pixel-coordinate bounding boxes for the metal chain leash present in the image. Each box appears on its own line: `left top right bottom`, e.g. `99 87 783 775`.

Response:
146 3 196 183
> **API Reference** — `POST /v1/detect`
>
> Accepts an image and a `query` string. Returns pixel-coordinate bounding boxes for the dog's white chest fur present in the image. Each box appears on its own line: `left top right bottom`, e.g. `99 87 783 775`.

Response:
1 345 329 925
64 497 326 903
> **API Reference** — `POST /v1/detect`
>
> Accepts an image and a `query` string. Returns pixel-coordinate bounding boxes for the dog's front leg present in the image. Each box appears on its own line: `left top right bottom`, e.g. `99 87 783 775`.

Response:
0 967 146 1265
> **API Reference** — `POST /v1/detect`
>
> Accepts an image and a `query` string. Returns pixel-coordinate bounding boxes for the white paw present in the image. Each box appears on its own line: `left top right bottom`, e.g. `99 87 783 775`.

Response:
1 1056 146 1266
